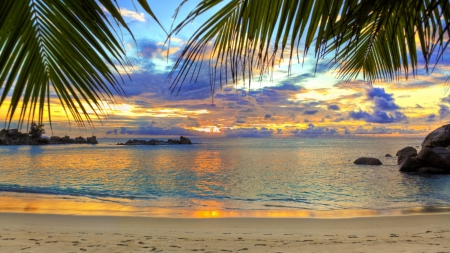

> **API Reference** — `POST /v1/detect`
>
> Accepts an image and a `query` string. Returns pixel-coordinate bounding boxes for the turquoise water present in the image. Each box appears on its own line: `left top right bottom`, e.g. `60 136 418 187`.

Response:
0 137 449 216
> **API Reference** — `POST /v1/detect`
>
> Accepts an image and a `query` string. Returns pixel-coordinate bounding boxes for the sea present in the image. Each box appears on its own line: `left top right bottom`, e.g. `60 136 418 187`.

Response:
0 137 449 218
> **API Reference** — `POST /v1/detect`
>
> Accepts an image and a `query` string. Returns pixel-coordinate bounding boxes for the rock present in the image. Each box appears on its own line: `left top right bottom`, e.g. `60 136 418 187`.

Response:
167 139 180 144
421 124 450 148
417 167 450 174
399 157 428 172
396 146 417 164
87 136 98 144
353 157 382 165
385 154 392 157
416 148 450 171
180 136 192 144
74 136 87 143
61 135 71 143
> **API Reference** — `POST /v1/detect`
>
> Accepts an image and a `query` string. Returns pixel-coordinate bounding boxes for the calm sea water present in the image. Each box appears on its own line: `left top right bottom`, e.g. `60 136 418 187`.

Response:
0 137 449 217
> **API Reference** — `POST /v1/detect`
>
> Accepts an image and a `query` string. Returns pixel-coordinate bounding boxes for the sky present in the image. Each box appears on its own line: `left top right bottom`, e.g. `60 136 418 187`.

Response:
3 0 450 138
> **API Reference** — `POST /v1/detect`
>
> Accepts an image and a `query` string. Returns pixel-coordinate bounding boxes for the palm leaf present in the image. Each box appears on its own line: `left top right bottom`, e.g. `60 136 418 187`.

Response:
168 0 450 92
0 0 161 129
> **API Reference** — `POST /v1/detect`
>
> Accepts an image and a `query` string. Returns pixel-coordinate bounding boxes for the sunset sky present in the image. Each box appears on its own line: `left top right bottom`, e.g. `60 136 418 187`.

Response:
3 0 450 138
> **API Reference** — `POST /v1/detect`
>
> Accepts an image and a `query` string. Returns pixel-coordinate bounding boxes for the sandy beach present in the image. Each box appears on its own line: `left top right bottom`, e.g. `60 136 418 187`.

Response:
1 212 449 252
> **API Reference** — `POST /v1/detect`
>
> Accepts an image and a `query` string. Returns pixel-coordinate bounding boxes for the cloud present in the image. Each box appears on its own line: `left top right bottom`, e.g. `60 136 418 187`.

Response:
107 125 200 136
353 126 425 135
291 123 337 137
373 96 400 110
349 109 371 120
118 8 145 22
304 109 319 115
441 96 450 103
439 104 450 119
367 87 394 101
349 109 407 124
328 105 340 110
427 114 436 122
222 127 274 138
264 114 272 119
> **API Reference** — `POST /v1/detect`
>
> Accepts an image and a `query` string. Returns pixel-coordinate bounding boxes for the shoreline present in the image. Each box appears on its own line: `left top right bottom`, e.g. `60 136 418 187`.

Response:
1 212 449 252
1 193 450 219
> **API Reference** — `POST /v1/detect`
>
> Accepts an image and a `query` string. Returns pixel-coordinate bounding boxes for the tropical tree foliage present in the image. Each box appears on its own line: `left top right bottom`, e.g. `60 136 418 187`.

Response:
0 0 160 129
168 0 450 93
28 121 45 139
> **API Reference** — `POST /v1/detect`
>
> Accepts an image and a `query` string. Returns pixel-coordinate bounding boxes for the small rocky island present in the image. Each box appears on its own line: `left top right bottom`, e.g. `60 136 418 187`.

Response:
117 136 192 145
0 122 98 145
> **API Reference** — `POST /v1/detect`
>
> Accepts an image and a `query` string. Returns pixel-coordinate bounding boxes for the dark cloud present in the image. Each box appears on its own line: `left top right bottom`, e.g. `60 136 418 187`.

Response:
107 125 199 136
291 123 337 137
349 110 407 124
416 104 423 108
264 114 272 119
222 127 274 138
138 40 163 59
439 104 450 119
328 105 340 110
367 87 394 101
441 96 450 103
349 109 371 120
427 114 436 122
303 109 319 115
373 96 400 110
353 126 425 135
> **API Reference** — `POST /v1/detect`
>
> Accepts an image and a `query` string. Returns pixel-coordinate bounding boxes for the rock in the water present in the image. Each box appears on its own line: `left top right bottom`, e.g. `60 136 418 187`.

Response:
385 154 392 157
417 167 450 174
422 124 450 148
87 136 98 144
353 157 382 165
180 136 192 144
399 157 428 172
416 148 450 171
74 136 87 143
396 146 417 164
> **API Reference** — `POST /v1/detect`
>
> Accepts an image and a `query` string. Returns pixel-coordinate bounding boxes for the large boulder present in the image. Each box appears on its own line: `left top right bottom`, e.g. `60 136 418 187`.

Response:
354 157 382 165
416 148 450 171
396 146 417 164
399 157 428 172
417 167 450 174
422 124 450 148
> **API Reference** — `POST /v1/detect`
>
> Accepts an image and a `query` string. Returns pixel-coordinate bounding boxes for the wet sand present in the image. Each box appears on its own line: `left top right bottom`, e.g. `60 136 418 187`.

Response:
1 212 450 252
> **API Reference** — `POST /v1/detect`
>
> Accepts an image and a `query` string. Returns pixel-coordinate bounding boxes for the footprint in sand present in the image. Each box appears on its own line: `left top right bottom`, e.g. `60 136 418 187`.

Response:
237 248 248 251
255 244 267 246
348 235 358 238
389 234 399 238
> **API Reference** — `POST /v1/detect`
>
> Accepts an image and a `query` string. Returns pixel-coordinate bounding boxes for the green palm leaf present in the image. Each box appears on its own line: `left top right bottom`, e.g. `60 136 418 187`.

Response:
0 0 161 129
168 0 450 92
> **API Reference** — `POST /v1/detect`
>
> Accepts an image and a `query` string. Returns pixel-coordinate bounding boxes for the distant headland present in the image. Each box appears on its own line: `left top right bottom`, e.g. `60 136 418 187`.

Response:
0 122 97 145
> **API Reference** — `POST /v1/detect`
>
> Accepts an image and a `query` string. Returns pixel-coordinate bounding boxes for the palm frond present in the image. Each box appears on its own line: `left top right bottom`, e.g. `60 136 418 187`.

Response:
168 0 450 92
0 0 161 129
